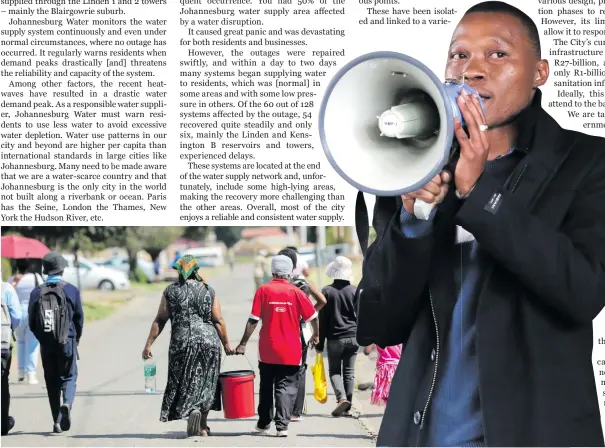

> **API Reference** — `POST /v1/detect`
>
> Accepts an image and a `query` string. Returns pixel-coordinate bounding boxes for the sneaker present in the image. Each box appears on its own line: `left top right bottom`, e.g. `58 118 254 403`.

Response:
255 424 270 435
290 415 302 422
187 410 201 437
332 400 351 417
18 372 25 382
52 423 62 434
59 405 71 431
276 430 288 437
27 373 38 385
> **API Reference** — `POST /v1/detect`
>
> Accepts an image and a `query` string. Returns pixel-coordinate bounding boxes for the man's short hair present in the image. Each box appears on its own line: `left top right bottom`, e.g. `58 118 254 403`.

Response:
464 1 541 58
278 248 297 267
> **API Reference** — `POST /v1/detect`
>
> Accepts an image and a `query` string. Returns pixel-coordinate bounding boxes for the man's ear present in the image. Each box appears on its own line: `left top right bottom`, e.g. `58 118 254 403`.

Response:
534 59 549 88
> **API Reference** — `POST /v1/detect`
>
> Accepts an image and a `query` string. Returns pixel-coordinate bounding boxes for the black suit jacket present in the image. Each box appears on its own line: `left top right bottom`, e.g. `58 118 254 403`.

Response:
365 91 605 447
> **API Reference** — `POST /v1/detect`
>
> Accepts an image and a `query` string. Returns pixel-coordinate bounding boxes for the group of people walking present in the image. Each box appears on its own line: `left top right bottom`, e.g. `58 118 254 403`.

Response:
1 248 402 439
2 252 83 436
143 248 402 438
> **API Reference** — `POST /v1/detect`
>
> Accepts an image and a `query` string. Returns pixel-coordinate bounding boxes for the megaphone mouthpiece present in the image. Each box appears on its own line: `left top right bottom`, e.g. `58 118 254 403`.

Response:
377 98 439 139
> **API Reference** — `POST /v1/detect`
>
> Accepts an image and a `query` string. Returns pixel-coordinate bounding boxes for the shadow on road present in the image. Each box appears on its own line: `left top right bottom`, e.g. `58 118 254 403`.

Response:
3 431 57 438
11 390 343 400
299 433 373 440
10 391 167 399
69 432 185 440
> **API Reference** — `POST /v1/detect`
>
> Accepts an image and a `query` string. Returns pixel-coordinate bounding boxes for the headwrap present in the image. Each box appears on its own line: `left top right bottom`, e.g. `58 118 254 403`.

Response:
271 255 293 275
172 254 202 281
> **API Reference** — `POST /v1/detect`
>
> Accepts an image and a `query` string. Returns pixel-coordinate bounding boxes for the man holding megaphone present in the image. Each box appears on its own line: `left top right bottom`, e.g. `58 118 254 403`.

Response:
319 1 605 447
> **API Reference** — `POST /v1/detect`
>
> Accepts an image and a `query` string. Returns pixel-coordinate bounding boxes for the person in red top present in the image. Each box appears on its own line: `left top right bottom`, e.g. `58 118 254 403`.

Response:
235 255 319 437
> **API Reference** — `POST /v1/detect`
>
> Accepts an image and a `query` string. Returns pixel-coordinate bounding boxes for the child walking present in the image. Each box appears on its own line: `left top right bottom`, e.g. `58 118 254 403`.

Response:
363 344 402 406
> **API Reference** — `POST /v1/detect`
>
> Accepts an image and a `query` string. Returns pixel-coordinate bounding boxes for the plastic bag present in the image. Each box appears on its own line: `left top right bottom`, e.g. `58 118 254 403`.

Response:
311 352 328 404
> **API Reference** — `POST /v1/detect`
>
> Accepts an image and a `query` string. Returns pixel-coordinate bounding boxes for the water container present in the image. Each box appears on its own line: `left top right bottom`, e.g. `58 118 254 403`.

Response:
144 357 156 393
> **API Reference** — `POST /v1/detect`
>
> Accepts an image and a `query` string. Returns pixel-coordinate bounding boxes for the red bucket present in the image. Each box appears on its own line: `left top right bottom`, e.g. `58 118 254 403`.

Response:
219 370 256 419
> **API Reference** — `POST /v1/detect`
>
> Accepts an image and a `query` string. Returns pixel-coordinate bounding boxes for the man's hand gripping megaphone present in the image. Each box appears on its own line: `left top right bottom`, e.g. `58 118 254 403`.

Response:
404 87 489 219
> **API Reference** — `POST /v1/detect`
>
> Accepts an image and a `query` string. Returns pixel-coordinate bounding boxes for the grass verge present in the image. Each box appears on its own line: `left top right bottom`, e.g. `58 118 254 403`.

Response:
130 281 171 293
83 297 129 323
81 288 138 323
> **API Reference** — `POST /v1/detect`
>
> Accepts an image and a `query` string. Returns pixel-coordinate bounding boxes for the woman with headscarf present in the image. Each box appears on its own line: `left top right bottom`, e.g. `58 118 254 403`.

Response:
315 256 359 417
142 255 233 437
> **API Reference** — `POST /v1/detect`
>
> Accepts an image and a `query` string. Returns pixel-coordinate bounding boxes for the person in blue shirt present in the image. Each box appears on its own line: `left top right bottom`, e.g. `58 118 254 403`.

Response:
1 281 22 436
29 252 84 434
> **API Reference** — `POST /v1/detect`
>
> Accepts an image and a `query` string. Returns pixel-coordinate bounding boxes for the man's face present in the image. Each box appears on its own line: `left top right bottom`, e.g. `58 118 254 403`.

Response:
445 12 547 128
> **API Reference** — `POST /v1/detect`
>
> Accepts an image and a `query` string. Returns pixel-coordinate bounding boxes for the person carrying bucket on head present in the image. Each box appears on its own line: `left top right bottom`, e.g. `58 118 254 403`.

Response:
235 255 319 438
142 254 234 438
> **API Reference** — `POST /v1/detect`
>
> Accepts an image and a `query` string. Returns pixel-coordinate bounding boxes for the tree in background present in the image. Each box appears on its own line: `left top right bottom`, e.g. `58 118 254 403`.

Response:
1 226 188 281
182 227 210 242
307 227 317 244
214 227 241 248
1 226 247 280
138 227 185 266
103 227 185 280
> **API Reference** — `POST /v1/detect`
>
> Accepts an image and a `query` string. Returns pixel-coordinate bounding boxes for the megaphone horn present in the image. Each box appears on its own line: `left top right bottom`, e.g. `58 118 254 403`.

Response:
318 51 486 220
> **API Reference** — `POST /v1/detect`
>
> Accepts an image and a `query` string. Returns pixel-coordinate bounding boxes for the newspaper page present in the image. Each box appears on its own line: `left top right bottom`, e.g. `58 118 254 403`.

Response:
3 0 605 444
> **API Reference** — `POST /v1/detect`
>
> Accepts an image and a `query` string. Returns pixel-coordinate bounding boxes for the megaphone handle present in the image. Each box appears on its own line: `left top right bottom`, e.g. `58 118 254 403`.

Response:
413 200 435 220
412 143 461 220
413 150 458 220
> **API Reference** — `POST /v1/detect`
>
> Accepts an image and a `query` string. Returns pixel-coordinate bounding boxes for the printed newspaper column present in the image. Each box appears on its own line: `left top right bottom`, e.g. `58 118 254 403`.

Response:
357 5 457 27
1 0 170 224
538 5 605 130
178 0 348 225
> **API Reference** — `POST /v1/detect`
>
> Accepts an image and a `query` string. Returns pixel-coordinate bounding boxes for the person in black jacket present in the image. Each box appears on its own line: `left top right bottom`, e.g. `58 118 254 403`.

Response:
29 252 84 435
316 256 358 417
363 2 605 447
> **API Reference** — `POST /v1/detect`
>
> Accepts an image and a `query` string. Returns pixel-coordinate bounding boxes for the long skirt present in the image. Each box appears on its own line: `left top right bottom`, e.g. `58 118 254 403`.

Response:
370 363 397 406
160 338 221 421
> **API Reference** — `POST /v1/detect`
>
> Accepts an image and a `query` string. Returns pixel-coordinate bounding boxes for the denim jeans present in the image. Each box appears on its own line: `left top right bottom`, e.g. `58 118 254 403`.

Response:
40 338 78 424
327 337 358 403
15 311 40 375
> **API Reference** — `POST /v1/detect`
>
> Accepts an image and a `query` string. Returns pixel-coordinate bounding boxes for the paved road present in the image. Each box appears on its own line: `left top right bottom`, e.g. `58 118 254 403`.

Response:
3 264 375 447
352 348 385 438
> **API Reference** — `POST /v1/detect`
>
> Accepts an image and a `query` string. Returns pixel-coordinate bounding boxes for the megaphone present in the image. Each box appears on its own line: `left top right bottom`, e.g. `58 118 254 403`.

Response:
318 51 486 219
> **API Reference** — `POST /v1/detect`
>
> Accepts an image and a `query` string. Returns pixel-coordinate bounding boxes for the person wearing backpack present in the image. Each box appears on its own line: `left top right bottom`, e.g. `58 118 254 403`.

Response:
1 280 22 436
28 252 84 434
